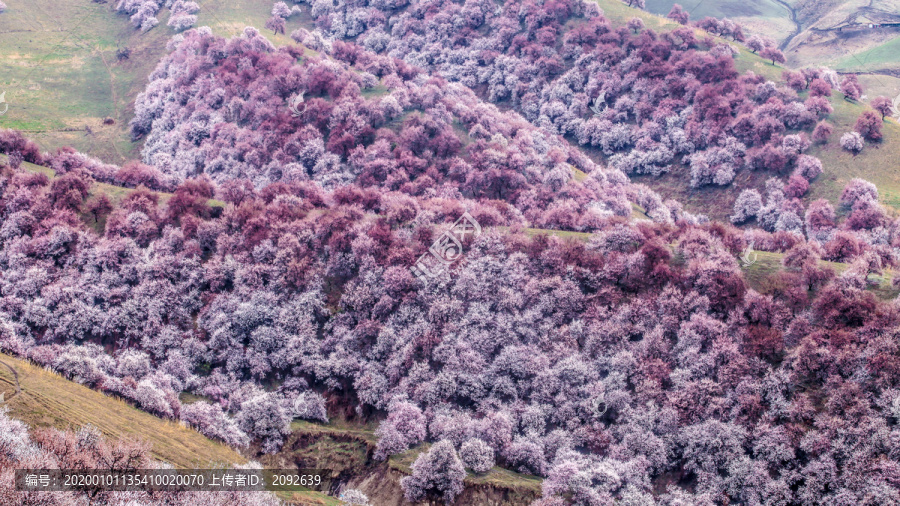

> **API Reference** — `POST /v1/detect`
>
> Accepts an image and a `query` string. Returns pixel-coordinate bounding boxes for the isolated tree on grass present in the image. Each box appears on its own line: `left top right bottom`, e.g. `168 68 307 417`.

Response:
141 17 159 32
171 1 200 14
840 132 864 154
623 0 646 9
871 96 893 120
760 47 785 66
272 1 292 18
167 13 197 31
746 35 765 54
265 15 286 35
805 96 832 117
722 19 746 42
784 174 809 198
840 75 863 101
627 17 644 33
812 121 833 144
401 441 466 504
794 154 823 181
855 111 883 141
667 4 689 25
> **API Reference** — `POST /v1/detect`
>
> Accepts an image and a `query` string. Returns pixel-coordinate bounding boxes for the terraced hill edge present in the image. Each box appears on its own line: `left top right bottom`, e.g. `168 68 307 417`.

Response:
258 419 544 505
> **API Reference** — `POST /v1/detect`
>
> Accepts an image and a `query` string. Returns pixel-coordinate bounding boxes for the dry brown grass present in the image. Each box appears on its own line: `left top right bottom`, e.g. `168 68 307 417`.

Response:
0 352 246 469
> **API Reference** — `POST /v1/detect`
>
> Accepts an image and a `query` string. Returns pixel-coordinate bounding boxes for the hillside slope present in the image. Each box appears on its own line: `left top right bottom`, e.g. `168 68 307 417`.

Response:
644 0 900 74
0 0 170 162
594 0 900 218
4 2 900 504
0 0 302 163
599 0 900 217
0 352 245 468
272 0 900 222
4 0 898 219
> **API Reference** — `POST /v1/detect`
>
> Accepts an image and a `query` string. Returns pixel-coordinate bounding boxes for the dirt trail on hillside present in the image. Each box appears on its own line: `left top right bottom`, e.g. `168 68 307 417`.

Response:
98 49 126 162
0 359 21 398
774 0 802 50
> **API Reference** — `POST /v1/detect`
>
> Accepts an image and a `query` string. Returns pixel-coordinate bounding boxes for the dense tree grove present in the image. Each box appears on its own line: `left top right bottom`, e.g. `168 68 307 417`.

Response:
130 21 859 243
4 116 900 502
2 0 899 503
279 0 828 198
129 28 685 233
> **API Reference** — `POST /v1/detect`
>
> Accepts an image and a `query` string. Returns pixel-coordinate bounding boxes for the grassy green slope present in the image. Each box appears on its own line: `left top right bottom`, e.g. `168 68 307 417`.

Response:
591 0 786 82
644 91 900 222
806 98 900 208
0 351 341 504
644 0 788 20
832 36 900 74
857 75 900 104
0 0 174 163
3 0 895 219
739 248 899 299
643 0 796 44
196 0 306 42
